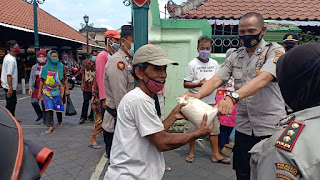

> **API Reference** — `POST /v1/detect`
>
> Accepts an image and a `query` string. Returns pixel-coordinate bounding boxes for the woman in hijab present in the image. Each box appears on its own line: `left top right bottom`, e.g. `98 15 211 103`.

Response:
29 50 47 124
38 50 68 134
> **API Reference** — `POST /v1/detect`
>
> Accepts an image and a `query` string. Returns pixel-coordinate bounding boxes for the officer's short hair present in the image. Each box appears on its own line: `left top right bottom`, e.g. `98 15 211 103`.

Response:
131 62 150 81
197 36 213 48
240 12 264 27
6 40 17 51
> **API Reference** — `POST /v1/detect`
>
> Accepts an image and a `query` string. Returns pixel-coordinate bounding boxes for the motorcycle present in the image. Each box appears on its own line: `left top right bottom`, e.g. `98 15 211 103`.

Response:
67 67 82 90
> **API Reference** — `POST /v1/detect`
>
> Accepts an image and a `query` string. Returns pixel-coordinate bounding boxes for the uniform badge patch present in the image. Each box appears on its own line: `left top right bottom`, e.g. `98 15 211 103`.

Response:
221 59 228 67
275 163 300 176
275 121 305 151
259 55 265 60
276 173 293 180
117 61 125 70
273 50 285 64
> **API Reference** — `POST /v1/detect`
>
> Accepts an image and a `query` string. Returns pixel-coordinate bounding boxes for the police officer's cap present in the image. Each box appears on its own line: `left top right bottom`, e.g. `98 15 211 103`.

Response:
283 33 299 44
120 25 134 37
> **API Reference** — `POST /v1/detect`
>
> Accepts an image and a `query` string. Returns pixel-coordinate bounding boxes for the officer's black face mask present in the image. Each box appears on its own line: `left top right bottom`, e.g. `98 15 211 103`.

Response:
284 45 295 52
239 29 263 48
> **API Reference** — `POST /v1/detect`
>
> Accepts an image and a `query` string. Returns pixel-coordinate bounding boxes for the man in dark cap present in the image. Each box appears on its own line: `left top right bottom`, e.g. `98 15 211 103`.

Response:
250 43 320 179
283 32 299 52
102 25 134 159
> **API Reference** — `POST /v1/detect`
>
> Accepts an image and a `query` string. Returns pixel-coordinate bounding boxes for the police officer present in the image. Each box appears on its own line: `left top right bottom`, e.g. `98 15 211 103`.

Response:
102 25 134 158
182 12 286 180
250 43 320 180
282 32 299 52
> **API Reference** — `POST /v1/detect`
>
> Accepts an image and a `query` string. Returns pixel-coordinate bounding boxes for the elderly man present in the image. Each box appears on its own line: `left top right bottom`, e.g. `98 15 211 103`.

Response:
182 12 287 179
250 43 320 180
104 44 214 180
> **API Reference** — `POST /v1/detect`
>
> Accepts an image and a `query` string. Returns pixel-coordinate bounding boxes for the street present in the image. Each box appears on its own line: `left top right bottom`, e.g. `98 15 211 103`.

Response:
0 85 236 180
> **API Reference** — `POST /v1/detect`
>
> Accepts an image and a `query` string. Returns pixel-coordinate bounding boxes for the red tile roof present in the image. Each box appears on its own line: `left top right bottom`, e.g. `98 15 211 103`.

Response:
0 0 91 45
186 0 320 21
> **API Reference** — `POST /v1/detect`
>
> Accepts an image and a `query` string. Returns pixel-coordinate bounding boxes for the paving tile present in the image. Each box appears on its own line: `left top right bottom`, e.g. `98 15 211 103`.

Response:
45 166 65 175
49 171 72 180
227 175 237 180
60 161 80 171
40 176 54 180
215 166 236 178
204 172 228 180
52 156 73 165
202 162 226 173
191 167 213 178
179 172 204 180
68 166 82 177
180 162 201 172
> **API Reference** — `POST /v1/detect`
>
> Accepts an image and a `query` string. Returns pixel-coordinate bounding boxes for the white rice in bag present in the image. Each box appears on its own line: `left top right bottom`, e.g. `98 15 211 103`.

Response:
177 97 218 128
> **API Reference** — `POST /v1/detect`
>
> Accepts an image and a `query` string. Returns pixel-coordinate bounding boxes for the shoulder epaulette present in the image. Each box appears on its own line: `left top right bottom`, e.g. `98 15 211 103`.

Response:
275 121 305 151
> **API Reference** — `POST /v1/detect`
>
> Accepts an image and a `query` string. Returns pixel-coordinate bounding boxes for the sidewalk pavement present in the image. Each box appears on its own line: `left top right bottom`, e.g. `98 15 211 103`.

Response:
1 85 236 180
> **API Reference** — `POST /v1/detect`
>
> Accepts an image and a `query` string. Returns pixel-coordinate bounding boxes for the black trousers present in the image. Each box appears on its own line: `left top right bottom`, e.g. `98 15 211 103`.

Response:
218 125 234 149
103 129 114 158
233 130 271 180
80 91 93 120
46 111 63 127
4 89 17 116
31 97 46 120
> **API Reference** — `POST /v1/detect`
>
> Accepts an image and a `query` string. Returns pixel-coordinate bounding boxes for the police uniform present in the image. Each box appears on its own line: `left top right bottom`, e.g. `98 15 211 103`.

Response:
215 39 287 178
102 48 134 132
250 105 320 180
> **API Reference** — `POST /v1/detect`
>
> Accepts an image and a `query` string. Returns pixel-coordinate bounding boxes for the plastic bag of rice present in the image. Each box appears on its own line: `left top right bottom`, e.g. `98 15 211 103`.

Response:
177 97 218 127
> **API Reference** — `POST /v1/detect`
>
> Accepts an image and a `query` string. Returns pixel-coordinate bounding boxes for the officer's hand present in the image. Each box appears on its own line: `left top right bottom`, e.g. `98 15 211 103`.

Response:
194 114 214 138
217 96 234 115
169 104 186 120
102 99 107 110
28 88 33 96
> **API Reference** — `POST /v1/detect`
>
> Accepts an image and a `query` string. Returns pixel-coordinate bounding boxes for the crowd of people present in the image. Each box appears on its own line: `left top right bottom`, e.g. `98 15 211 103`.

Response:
1 11 319 180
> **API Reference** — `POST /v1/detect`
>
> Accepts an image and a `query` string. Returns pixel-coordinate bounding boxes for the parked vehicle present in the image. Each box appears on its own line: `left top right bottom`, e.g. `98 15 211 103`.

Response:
67 67 82 90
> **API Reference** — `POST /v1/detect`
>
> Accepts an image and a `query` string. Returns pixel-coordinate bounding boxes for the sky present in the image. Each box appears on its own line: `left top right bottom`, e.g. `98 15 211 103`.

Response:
40 0 186 31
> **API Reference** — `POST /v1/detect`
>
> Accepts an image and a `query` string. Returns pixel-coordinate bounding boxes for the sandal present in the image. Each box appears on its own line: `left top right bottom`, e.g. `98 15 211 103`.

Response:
220 148 231 157
58 122 62 127
88 144 101 149
225 144 234 149
165 165 171 171
185 156 195 163
211 157 231 164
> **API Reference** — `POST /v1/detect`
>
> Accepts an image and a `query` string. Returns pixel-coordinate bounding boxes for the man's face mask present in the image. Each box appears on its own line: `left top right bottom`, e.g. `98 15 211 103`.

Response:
143 72 165 93
239 29 263 48
123 38 134 57
109 39 120 51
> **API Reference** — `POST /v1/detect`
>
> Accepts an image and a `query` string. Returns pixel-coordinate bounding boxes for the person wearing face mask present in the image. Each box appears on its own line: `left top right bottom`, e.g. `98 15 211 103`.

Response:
95 30 121 122
183 37 227 164
38 50 65 134
1 40 20 117
181 12 286 180
28 50 47 124
104 44 214 180
102 25 134 159
79 50 97 125
282 32 299 52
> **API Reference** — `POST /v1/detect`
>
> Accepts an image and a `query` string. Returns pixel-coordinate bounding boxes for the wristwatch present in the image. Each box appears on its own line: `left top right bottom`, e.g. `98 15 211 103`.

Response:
231 92 240 104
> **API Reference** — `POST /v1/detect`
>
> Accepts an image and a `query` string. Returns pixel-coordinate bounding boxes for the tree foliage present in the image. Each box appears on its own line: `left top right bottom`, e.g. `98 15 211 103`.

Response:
299 31 320 44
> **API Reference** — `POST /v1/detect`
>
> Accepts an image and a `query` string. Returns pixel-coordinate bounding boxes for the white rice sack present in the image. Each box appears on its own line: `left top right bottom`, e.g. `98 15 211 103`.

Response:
177 97 218 128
